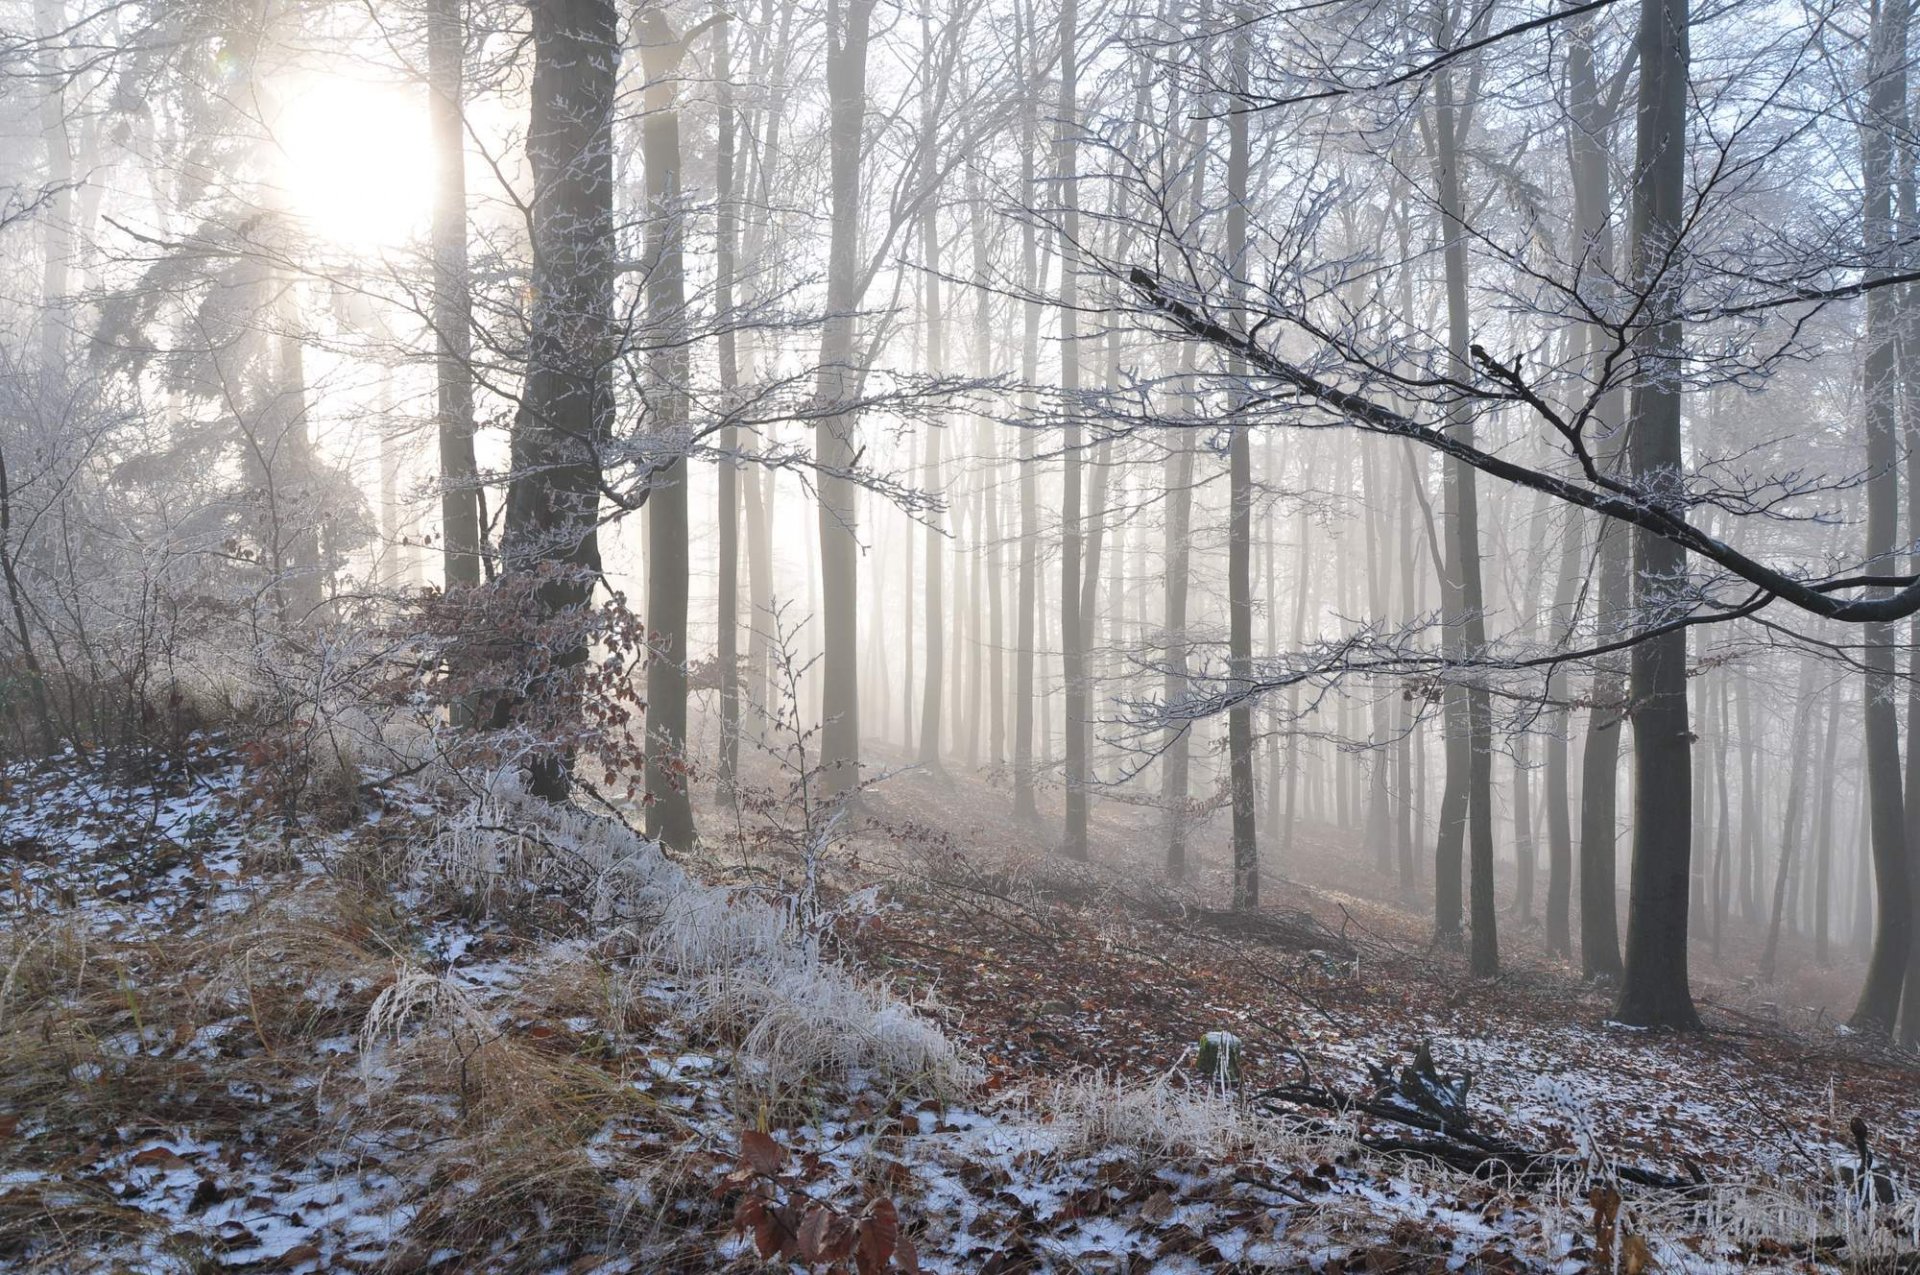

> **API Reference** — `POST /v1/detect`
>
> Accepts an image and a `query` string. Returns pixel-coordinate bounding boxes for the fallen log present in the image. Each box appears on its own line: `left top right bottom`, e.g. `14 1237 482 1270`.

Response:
1251 1079 1702 1191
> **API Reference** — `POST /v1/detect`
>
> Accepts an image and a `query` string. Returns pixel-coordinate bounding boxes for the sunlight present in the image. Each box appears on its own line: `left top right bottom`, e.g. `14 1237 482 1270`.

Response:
275 76 433 248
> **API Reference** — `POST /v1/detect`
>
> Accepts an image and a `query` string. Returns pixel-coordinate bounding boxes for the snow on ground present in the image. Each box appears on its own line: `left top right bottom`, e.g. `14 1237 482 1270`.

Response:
3 748 1918 1271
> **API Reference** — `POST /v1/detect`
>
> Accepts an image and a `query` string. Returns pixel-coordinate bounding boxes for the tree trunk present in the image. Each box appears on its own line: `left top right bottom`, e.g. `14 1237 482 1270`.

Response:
637 9 698 851
1013 9 1042 821
1614 0 1701 1030
1057 0 1088 859
1567 5 1627 980
1760 658 1818 982
429 0 482 604
1854 0 1915 1037
500 0 618 802
1429 22 1497 976
713 2 741 801
1544 499 1585 955
1814 678 1843 966
814 0 876 797
1226 13 1257 909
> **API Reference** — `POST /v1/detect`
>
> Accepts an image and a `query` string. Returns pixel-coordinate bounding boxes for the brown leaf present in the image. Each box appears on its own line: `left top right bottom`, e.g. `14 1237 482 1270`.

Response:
740 1129 787 1177
856 1197 899 1274
277 1244 322 1268
1140 1190 1175 1225
752 1206 782 1259
131 1146 187 1169
797 1207 831 1263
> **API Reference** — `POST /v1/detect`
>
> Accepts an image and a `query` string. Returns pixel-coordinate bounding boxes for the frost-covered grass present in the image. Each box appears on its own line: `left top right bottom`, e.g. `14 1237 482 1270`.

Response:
5 751 1917 1272
411 774 977 1100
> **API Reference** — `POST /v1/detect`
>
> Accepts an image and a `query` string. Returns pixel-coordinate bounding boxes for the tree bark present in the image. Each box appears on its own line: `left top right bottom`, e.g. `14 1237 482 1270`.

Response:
713 1 741 801
429 0 482 603
1226 12 1257 909
1429 19 1497 976
637 9 698 851
1057 0 1088 859
1013 2 1042 821
500 0 618 802
1614 0 1701 1030
1853 0 1915 1037
814 0 875 798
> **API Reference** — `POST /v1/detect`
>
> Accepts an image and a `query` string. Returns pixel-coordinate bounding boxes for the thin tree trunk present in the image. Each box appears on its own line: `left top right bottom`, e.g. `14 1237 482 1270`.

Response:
1761 658 1818 982
1814 678 1843 966
714 2 741 801
1544 499 1585 955
1429 21 1497 975
428 0 482 604
638 9 697 851
1568 6 1627 980
1226 13 1257 909
1013 5 1042 820
1057 0 1088 859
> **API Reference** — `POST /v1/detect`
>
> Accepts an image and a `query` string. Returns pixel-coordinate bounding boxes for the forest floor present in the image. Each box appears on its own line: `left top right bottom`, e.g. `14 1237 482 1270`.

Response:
1 733 1917 1273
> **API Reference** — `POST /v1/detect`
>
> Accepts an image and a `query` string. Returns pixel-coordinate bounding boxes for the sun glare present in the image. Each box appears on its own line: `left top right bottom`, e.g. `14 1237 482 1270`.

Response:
277 77 434 248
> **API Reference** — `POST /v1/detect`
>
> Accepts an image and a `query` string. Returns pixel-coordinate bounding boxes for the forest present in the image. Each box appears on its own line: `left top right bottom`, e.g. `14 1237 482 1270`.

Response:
4 0 1920 1268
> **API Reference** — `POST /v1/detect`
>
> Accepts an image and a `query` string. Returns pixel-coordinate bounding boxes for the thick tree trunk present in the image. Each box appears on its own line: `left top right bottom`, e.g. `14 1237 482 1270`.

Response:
500 0 618 802
1614 0 1701 1030
1854 0 1915 1037
1899 42 1920 1046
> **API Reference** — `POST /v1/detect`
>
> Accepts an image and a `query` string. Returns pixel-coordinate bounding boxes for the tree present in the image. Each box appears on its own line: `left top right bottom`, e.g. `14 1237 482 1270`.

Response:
1057 0 1089 859
1225 11 1257 909
713 0 742 800
814 0 878 798
636 7 702 850
1013 0 1042 822
428 0 482 603
917 0 950 778
1566 4 1629 982
1425 0 1497 976
498 0 619 802
1850 0 1913 1037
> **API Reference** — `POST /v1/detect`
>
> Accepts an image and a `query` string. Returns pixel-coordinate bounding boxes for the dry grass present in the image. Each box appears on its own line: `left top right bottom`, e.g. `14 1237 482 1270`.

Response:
0 863 705 1273
0 886 396 1270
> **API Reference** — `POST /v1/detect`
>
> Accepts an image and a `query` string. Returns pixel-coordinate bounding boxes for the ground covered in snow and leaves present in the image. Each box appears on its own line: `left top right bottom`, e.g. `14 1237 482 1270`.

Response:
2 742 1918 1272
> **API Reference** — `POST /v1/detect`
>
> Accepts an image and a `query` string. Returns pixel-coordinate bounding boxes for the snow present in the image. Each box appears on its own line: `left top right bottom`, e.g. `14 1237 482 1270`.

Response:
6 750 1918 1271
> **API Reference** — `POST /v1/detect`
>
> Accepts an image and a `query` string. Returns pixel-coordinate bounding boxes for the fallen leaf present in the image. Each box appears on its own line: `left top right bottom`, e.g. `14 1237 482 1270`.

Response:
1140 1190 1175 1225
131 1146 188 1169
740 1129 786 1177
